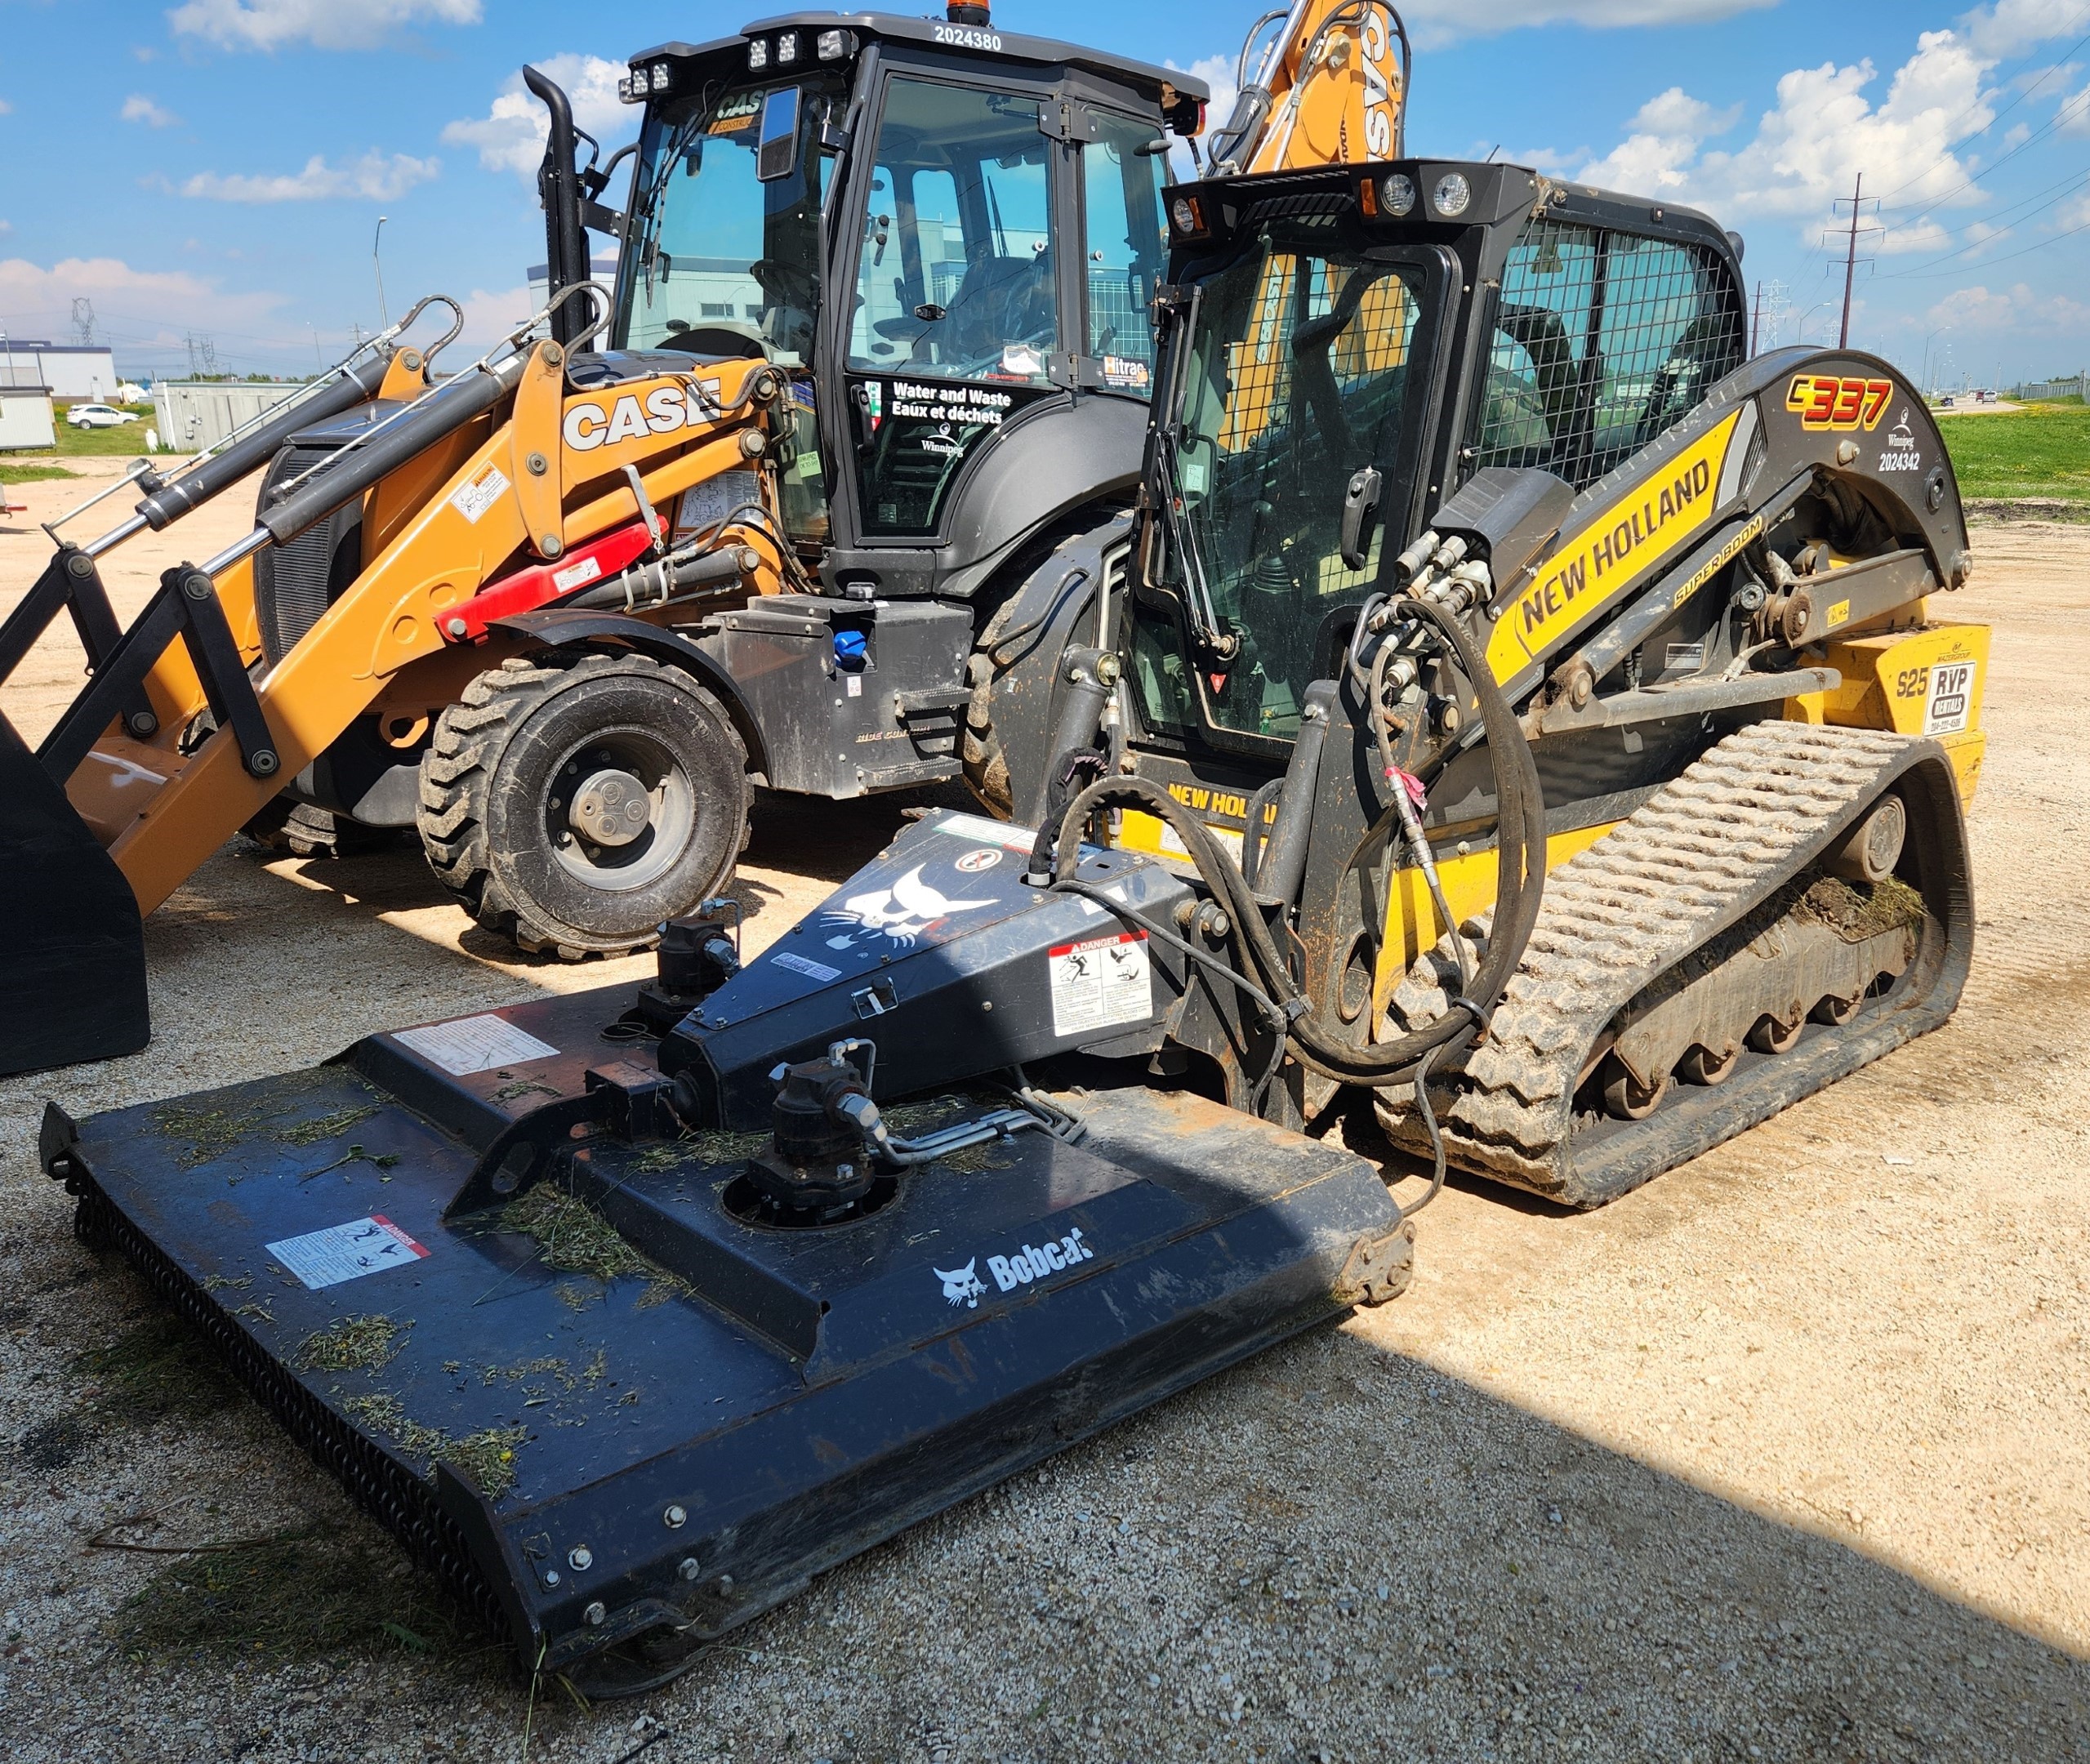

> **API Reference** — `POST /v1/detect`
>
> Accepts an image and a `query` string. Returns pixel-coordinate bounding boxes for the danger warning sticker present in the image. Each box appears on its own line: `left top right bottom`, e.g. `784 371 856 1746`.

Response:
266 1214 429 1291
448 461 511 526
1048 930 1151 1040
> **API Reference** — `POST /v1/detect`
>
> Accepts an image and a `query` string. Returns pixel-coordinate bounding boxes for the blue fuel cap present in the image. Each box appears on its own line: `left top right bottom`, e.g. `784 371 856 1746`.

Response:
834 628 869 670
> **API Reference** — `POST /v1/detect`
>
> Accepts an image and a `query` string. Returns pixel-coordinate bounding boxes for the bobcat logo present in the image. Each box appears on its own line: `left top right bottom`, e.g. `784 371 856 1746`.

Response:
824 865 995 949
934 1258 987 1308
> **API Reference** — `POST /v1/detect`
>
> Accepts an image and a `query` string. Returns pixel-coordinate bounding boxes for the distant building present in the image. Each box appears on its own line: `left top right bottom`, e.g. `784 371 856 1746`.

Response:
525 257 622 318
0 338 121 402
151 380 308 452
0 382 57 450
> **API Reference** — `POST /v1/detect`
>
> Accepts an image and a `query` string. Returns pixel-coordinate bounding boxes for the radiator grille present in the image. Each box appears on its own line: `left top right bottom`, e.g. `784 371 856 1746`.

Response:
254 444 364 664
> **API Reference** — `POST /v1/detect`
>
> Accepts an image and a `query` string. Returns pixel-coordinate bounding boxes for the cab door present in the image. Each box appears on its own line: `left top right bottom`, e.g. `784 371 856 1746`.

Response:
836 70 1073 540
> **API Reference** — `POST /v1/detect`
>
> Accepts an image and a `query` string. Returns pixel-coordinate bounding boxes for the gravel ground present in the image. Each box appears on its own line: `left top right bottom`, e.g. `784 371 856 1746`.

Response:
2 475 2086 1761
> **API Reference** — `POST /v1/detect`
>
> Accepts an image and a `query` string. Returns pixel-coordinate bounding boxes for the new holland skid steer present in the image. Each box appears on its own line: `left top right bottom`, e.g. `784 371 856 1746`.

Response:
35 0 1985 1702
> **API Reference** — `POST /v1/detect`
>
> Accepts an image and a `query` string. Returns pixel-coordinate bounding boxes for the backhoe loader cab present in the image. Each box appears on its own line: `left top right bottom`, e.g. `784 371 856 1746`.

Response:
599 12 1201 574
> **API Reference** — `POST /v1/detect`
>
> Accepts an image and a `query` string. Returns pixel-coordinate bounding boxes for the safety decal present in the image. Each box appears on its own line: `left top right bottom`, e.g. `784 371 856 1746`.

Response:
1486 409 1742 681
1786 373 1894 432
266 1214 430 1292
449 461 510 526
1049 929 1152 1039
394 1013 559 1076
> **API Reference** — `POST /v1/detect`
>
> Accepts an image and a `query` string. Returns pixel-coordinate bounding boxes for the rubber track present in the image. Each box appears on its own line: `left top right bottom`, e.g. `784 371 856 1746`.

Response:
1393 719 1917 1202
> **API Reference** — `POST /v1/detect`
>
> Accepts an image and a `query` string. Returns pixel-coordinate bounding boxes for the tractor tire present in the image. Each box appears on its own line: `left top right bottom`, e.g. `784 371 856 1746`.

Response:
417 652 749 959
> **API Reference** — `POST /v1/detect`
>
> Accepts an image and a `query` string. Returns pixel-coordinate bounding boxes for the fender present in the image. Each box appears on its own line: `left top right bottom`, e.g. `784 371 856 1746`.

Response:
488 608 770 780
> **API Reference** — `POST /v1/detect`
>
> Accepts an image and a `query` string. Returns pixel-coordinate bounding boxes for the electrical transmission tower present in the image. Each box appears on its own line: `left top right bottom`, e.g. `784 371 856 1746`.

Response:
1828 175 1885 350
71 298 96 347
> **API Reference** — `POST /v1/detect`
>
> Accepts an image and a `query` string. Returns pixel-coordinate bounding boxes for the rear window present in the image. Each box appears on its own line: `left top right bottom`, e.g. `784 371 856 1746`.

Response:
1468 217 1743 490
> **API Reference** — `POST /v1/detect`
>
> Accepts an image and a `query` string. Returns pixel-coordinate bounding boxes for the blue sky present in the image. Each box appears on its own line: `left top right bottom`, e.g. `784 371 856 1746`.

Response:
2 0 2086 387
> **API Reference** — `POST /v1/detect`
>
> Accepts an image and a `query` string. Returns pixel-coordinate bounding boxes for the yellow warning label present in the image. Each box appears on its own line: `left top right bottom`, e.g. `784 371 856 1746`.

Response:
1486 409 1743 682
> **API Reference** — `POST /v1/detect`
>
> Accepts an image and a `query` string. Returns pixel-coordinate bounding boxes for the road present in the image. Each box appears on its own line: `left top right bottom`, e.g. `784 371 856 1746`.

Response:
1 466 2084 1760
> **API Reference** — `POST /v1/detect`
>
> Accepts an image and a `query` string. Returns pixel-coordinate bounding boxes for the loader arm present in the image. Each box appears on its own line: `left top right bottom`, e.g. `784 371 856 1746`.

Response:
101 345 788 915
1205 1 1410 176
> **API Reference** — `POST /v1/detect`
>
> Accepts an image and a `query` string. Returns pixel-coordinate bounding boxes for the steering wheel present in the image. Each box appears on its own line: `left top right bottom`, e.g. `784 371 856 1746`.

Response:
749 257 818 310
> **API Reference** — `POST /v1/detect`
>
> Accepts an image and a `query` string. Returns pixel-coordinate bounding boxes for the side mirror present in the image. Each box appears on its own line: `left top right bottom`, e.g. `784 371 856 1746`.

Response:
1339 466 1382 571
758 87 802 183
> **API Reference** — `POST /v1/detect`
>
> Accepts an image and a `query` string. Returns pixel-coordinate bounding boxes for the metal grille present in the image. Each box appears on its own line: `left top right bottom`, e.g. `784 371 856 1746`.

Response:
253 444 363 664
1468 219 1743 489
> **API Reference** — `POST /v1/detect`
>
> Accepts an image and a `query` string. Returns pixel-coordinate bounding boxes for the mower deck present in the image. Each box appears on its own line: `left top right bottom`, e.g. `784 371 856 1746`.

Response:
47 982 1406 1690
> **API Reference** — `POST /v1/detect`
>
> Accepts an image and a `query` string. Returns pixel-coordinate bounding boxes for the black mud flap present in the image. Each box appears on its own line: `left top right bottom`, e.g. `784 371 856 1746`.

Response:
56 982 1405 1694
0 716 147 1076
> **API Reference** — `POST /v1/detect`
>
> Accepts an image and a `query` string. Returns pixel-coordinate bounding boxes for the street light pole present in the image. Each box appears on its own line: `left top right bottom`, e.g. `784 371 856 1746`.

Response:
372 216 390 330
1921 326 1951 398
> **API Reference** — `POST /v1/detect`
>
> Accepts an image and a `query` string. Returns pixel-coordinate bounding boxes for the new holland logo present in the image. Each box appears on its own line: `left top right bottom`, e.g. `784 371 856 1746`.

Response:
929 1229 1095 1308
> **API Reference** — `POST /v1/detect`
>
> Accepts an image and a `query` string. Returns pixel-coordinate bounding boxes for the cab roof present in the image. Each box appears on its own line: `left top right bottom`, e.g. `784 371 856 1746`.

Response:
631 11 1210 107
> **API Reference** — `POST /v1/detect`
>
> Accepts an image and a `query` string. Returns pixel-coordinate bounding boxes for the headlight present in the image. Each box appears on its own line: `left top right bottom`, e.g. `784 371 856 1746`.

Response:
746 38 769 70
776 30 800 64
1431 172 1473 218
649 62 671 92
617 74 640 104
1380 172 1415 217
817 28 849 60
1170 196 1201 234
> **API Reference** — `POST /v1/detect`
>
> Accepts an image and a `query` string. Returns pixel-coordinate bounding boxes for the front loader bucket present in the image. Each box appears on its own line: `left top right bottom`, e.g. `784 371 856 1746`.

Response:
0 715 146 1076
44 815 1410 1692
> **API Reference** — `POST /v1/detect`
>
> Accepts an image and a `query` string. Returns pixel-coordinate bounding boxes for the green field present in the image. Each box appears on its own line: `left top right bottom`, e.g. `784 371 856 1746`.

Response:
1937 401 2090 503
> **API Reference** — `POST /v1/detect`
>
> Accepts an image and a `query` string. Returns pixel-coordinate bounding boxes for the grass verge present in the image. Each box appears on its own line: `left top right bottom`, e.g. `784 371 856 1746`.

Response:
1938 402 2090 503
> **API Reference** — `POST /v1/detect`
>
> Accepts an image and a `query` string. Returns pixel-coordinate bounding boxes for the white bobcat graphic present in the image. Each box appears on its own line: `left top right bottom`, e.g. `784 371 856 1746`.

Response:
935 1258 987 1308
824 864 996 949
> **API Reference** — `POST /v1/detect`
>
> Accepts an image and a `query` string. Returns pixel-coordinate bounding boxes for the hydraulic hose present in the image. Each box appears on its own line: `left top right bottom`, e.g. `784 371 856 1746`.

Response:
1046 597 1546 1090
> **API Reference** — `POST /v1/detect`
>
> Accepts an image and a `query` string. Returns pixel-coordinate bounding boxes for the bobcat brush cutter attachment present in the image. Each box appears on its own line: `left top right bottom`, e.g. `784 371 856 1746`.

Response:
43 810 1412 1693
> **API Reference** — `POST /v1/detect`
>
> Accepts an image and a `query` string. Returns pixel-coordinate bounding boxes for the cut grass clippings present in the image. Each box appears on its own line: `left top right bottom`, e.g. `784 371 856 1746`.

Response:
296 1313 407 1374
1937 402 2090 503
114 1525 479 1665
1 461 72 484
72 1316 243 1425
497 1181 689 1306
342 1393 527 1499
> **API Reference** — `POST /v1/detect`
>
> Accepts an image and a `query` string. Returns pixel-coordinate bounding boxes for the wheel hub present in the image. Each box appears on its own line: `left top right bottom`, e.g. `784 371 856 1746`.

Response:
570 767 652 847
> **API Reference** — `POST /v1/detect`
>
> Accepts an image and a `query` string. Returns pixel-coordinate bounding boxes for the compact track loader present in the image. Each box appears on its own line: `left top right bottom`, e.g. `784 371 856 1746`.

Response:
42 135 1985 1688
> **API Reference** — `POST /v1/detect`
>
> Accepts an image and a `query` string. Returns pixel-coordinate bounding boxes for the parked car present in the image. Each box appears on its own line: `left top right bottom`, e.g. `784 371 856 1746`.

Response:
66 403 138 430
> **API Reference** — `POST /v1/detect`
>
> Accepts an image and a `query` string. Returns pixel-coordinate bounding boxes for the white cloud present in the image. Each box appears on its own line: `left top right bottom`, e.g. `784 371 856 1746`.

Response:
1575 30 1995 248
2058 80 2090 132
122 94 180 127
0 255 286 342
167 0 481 53
452 283 537 348
1925 278 2090 332
178 150 439 202
442 53 627 178
1959 0 2088 58
1165 55 1237 177
0 99 11 115
0 220 12 235
1399 0 1776 48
